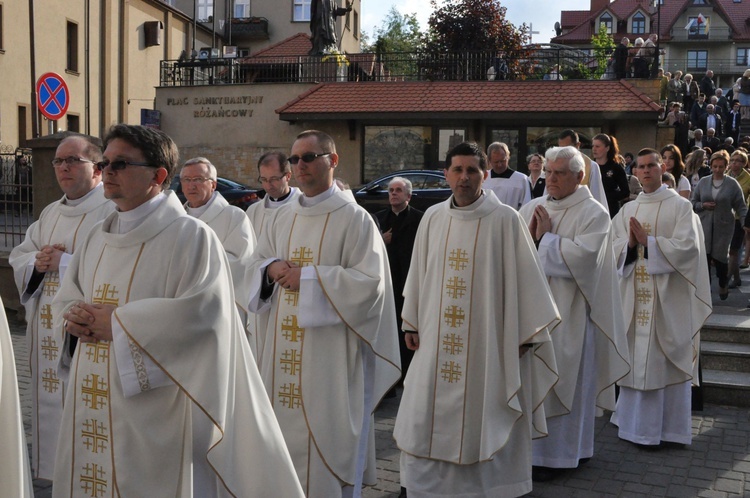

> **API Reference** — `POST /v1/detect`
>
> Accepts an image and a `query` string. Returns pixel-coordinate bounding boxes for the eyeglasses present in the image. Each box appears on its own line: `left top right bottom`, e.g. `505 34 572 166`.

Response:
180 177 214 184
51 156 93 167
95 160 157 172
288 152 330 165
258 175 285 184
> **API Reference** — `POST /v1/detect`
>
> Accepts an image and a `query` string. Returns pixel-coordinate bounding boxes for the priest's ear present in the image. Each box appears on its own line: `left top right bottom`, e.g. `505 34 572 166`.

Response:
152 167 169 189
575 169 584 185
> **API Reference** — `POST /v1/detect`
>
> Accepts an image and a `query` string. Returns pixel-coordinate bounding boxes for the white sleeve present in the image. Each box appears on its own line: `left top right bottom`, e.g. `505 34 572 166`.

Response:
247 257 278 314
616 243 635 278
112 315 172 398
646 235 674 275
58 252 73 283
297 266 341 328
537 233 573 278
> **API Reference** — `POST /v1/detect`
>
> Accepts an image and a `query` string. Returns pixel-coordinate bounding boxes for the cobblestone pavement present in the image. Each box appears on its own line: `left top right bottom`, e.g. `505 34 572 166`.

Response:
7 310 750 498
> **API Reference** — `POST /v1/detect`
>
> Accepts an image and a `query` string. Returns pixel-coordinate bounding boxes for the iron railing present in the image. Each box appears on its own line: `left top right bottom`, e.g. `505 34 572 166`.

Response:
0 146 33 251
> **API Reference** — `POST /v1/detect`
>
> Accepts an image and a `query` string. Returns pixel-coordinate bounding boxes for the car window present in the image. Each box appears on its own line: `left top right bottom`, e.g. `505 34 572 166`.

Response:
421 175 449 189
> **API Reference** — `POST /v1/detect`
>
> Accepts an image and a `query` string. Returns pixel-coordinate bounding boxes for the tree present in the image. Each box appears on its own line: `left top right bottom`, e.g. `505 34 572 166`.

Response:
422 0 529 80
361 7 424 78
590 26 616 80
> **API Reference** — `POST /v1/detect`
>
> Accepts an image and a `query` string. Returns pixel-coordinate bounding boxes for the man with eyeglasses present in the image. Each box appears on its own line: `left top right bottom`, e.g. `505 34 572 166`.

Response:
51 124 302 497
179 156 256 350
519 146 629 481
246 151 301 238
9 134 114 481
247 129 400 497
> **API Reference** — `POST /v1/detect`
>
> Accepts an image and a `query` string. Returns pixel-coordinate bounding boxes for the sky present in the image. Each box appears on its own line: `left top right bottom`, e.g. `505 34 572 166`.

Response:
361 0 592 45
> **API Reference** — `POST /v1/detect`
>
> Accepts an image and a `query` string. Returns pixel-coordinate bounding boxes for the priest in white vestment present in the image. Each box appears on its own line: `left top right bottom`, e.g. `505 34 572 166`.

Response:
53 124 302 498
394 142 560 498
519 146 629 478
179 157 256 350
482 141 532 209
245 151 301 361
557 129 609 212
0 298 34 498
9 135 114 480
247 130 401 497
610 148 712 446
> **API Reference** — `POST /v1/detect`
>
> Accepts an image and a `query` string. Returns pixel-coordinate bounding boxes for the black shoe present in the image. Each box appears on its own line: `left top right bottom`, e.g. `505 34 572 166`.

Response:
398 486 407 498
532 466 564 482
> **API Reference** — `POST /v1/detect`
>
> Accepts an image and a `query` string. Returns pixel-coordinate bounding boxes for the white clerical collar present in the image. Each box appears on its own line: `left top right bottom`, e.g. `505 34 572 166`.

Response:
63 182 103 207
451 191 486 210
114 192 167 234
185 191 218 218
266 187 298 209
642 184 668 197
300 183 340 207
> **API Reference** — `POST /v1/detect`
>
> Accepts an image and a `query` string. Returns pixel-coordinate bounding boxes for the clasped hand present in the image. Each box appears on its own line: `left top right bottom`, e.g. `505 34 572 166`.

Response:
63 302 115 343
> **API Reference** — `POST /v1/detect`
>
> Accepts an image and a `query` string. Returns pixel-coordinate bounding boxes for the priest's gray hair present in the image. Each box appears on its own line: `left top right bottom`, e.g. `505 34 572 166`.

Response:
389 176 413 196
544 146 585 174
487 142 510 157
182 157 218 180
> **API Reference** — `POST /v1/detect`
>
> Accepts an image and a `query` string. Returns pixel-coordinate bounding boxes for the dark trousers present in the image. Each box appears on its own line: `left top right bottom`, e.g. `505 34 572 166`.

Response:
708 255 729 288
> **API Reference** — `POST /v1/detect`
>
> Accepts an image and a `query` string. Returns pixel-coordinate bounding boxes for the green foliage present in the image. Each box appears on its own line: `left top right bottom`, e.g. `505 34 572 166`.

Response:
362 7 423 53
590 25 615 79
422 0 529 80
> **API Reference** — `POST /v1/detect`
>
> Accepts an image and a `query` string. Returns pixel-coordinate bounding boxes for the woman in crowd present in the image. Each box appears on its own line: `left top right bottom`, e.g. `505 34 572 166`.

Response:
591 133 630 217
727 150 750 287
527 153 546 198
685 148 711 190
692 151 748 300
661 144 690 198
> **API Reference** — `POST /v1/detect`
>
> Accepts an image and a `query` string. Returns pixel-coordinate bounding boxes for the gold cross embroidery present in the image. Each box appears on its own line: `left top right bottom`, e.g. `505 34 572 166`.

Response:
43 274 59 296
80 463 107 497
636 310 651 327
81 419 109 454
635 265 650 284
281 316 305 343
445 276 467 299
85 343 110 364
42 368 60 393
443 305 466 328
81 374 108 410
278 383 302 409
448 249 469 271
93 284 119 306
636 288 652 305
40 304 53 329
290 247 314 267
442 333 464 355
642 222 652 236
440 361 463 383
284 289 299 307
280 349 302 376
41 336 58 361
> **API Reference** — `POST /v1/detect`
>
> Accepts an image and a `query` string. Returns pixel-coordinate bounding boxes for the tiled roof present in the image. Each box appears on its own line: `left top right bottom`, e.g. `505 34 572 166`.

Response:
247 33 312 58
276 80 661 119
553 0 750 43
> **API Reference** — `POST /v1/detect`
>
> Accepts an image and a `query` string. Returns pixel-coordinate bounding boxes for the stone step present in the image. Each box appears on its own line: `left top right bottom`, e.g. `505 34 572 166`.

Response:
701 341 750 372
701 314 750 344
701 369 750 407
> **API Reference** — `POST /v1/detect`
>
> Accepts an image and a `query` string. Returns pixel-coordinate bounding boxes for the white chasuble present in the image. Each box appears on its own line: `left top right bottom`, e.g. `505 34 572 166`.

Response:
519 188 629 417
248 189 401 497
0 299 34 498
9 184 113 480
395 191 559 485
611 188 711 391
53 192 302 498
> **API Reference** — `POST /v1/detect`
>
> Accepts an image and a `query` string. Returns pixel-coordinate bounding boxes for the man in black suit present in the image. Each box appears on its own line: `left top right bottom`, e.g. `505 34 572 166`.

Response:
699 104 724 138
727 100 742 143
376 177 423 384
704 127 722 154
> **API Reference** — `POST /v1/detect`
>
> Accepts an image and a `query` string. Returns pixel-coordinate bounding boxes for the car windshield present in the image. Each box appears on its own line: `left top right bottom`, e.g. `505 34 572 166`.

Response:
367 173 449 191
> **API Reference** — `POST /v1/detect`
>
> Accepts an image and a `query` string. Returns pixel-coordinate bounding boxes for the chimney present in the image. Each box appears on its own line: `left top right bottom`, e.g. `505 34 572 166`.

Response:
591 0 610 13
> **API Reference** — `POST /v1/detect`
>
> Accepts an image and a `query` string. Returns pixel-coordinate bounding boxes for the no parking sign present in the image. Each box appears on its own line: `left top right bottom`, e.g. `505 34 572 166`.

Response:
36 72 70 121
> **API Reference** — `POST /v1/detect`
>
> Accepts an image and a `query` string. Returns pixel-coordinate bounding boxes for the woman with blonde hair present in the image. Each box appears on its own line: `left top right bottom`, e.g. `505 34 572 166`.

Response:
685 148 711 189
692 150 748 299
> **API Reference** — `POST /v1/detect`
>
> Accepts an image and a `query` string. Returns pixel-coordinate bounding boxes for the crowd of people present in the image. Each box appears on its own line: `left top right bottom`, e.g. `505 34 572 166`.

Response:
0 122 737 497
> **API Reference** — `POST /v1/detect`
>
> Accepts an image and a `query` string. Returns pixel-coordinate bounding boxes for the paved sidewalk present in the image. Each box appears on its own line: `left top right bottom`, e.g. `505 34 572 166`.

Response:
8 308 750 498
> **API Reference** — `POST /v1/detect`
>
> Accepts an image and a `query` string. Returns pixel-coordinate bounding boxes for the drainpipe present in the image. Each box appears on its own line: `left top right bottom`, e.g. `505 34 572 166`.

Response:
28 0 39 138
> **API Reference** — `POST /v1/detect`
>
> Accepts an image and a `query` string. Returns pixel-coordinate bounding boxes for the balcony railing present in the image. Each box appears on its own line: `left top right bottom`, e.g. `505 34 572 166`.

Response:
669 26 731 43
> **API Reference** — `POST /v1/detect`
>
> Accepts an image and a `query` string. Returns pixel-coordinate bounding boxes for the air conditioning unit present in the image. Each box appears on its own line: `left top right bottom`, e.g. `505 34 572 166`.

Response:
198 47 221 59
223 46 238 58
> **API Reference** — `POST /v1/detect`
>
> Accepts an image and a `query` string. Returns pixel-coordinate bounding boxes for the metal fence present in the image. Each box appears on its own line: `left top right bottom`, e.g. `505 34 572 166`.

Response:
0 146 33 252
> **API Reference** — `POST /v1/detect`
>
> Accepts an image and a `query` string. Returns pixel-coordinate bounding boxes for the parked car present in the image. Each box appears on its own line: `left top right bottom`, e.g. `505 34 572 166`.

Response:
169 176 260 210
354 170 451 213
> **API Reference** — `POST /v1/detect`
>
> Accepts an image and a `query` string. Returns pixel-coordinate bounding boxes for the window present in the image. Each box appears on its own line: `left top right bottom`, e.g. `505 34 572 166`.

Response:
66 21 78 72
353 10 358 39
293 0 311 22
599 13 613 34
632 12 645 34
687 50 708 70
67 115 80 133
197 0 213 21
234 0 250 18
687 16 709 37
363 126 431 181
738 48 749 66
693 0 706 4
18 106 27 146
